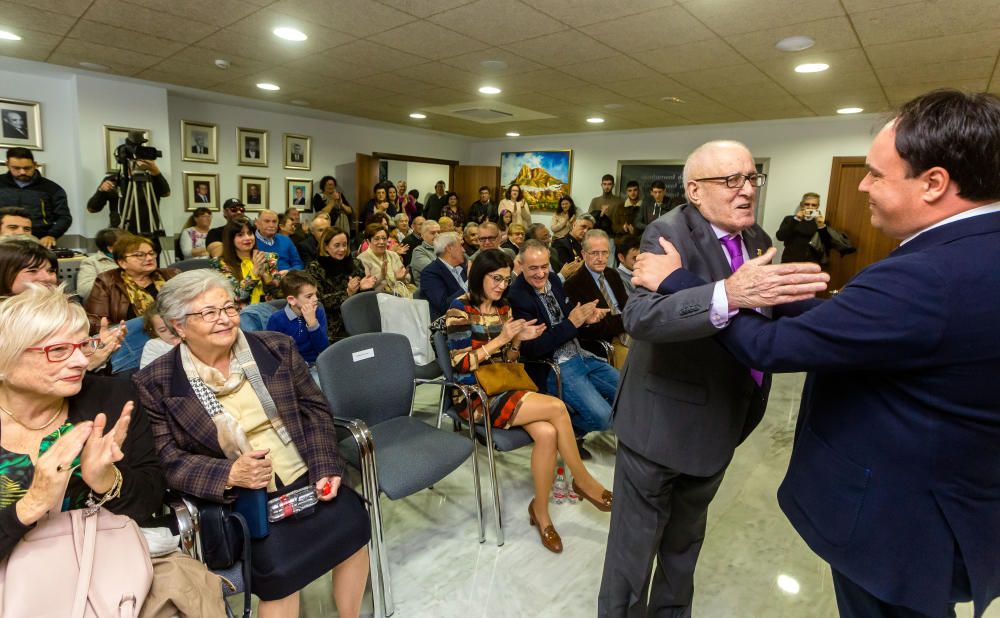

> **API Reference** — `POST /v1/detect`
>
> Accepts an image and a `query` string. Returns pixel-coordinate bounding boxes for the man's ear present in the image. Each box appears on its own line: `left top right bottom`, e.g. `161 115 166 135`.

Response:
920 166 951 203
685 180 701 206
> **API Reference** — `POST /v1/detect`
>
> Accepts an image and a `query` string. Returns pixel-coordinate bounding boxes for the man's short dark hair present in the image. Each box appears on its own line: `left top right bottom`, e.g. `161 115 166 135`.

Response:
408 189 419 199
616 234 641 260
5 147 33 161
479 185 490 193
893 89 1000 201
435 180 445 187
602 174 615 183
527 223 548 241
280 269 318 298
95 227 125 253
0 206 31 224
467 248 514 307
650 180 666 190
519 238 549 259
626 180 640 189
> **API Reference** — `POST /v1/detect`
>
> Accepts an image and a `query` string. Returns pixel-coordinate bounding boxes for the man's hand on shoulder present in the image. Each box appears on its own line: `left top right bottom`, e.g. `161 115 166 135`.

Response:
633 237 682 291
724 248 829 309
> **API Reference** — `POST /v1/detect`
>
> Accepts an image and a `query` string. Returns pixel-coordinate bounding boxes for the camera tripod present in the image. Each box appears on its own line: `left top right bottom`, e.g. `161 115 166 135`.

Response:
117 162 162 238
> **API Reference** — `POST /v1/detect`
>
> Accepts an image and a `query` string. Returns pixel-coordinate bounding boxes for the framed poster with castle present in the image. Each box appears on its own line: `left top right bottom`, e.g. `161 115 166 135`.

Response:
500 150 572 211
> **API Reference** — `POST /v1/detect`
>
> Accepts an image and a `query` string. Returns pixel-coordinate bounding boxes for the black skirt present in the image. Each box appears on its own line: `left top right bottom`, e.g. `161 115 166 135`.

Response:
251 477 371 600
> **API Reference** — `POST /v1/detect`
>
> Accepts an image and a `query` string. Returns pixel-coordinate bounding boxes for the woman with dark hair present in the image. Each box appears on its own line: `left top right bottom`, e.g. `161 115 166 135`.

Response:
306 227 377 341
361 184 396 225
446 249 612 553
179 206 213 259
0 238 58 295
550 195 577 239
210 216 281 306
312 176 353 233
77 227 126 299
441 191 464 228
498 183 531 228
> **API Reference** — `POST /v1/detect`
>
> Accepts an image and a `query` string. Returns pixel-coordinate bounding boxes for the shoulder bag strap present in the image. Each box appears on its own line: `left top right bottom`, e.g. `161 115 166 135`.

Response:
69 510 99 618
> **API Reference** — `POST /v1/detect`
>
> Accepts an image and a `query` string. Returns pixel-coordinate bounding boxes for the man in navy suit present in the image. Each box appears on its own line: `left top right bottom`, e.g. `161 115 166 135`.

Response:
639 90 1000 617
420 231 467 320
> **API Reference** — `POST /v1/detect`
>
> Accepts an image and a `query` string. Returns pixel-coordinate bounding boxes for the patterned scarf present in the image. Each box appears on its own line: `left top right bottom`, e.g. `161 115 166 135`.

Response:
122 269 167 317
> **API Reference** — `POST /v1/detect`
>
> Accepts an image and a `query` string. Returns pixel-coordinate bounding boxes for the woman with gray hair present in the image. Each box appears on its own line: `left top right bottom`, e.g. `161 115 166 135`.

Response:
133 269 371 618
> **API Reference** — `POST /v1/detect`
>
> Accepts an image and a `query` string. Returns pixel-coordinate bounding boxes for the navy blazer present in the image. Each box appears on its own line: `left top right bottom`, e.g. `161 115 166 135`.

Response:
507 272 580 388
420 258 467 321
688 212 1000 615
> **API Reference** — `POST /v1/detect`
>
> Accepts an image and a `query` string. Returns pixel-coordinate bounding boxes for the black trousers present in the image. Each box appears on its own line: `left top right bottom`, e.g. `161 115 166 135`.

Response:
598 443 727 617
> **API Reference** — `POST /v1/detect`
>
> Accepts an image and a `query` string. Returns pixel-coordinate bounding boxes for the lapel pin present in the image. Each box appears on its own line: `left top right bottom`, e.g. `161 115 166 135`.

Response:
756 249 763 256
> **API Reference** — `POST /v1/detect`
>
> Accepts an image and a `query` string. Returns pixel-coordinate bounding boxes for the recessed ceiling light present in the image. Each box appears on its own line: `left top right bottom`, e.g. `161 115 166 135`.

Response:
481 60 508 71
795 63 829 73
478 86 502 94
604 103 625 110
505 131 520 137
777 575 801 595
837 107 864 114
586 117 605 124
79 62 109 71
409 112 427 119
775 36 815 52
290 99 310 106
256 82 280 91
273 27 307 41
0 30 21 41
660 96 685 104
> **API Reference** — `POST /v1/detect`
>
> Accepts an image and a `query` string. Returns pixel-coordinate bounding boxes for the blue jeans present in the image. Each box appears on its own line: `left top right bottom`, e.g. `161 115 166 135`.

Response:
547 355 618 434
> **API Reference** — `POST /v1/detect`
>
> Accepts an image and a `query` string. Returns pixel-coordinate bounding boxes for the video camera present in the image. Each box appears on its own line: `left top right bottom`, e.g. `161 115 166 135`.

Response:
114 130 162 165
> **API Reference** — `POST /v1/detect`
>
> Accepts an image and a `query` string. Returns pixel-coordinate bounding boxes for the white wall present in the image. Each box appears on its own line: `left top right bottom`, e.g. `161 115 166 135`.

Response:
467 115 882 240
405 162 450 204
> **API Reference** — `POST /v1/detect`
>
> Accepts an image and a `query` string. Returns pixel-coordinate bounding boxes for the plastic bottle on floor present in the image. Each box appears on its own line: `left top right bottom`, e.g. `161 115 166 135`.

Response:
551 466 568 504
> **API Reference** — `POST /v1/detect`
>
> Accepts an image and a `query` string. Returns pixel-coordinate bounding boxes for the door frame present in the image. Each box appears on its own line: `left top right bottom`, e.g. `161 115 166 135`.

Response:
371 152 459 189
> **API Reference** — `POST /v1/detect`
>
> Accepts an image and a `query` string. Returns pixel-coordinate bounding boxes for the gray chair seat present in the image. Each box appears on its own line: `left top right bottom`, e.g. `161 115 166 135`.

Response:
442 408 533 452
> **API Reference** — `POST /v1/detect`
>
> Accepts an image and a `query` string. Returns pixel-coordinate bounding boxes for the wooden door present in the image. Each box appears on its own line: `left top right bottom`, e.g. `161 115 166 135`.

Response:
824 157 899 292
355 153 380 234
453 165 500 219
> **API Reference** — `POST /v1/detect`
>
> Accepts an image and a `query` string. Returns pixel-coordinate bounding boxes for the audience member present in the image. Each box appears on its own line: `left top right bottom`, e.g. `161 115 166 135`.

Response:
446 248 612 553
211 216 281 306
409 219 439 286
776 192 830 264
306 227 375 342
441 192 464 228
255 210 304 271
438 216 455 233
0 237 57 294
400 215 425 266
312 176 353 234
284 207 308 244
527 223 568 276
499 208 514 237
614 234 640 296
498 183 531 228
0 148 70 248
278 212 296 236
84 234 179 334
424 180 447 221
550 195 576 239
469 221 513 262
553 213 593 267
139 304 181 369
395 180 417 221
589 174 624 233
633 179 669 233
392 213 410 244
461 222 480 256
420 231 468 320
179 206 212 259
266 270 329 369
468 186 498 224
76 227 126 299
362 184 395 224
0 206 33 237
407 189 423 220
503 223 525 253
206 198 246 257
295 212 330 266
358 223 413 298
613 180 641 245
133 270 371 618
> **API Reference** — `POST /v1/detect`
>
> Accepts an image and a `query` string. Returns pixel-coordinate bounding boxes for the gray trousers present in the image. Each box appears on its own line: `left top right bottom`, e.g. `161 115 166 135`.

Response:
598 443 727 617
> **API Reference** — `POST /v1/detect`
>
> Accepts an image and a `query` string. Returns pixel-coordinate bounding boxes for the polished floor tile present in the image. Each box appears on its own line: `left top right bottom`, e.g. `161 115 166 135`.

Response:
253 377 996 617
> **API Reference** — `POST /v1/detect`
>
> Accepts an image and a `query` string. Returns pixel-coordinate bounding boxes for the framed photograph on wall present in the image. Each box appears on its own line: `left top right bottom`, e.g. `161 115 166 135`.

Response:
0 97 42 150
615 157 771 216
237 127 267 167
499 150 572 211
183 172 220 211
181 120 218 163
283 133 311 170
240 175 269 211
104 125 151 172
285 177 313 211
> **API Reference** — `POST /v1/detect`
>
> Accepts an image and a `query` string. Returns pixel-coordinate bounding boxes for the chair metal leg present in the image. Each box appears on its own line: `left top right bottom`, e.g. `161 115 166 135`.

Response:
457 385 486 544
473 386 504 547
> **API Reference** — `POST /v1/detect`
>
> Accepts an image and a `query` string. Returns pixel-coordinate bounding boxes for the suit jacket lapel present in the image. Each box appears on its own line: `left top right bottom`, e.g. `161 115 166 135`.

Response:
684 206 732 281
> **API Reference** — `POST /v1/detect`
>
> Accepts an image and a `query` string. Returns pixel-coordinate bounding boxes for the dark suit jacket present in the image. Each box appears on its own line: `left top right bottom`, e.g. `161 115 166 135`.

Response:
132 331 343 502
507 272 579 388
563 265 628 344
420 258 467 321
552 235 582 268
244 149 259 158
618 204 771 477
703 212 1000 615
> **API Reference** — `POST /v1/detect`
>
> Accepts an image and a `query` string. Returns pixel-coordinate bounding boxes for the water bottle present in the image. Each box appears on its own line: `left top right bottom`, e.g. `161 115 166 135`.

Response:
551 466 568 504
564 470 580 505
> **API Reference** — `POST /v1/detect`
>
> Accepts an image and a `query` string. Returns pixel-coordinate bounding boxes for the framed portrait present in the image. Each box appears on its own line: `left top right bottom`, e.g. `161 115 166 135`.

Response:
104 125 151 172
285 177 313 211
183 172 220 212
237 127 268 167
0 97 42 150
500 150 572 211
181 120 218 163
239 175 269 211
283 133 311 170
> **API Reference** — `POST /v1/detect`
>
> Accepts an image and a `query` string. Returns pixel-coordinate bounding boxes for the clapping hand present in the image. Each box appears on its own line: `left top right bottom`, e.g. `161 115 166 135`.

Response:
586 307 610 324
251 250 269 278
17 422 95 525
567 299 601 327
80 402 133 494
360 275 378 291
516 319 546 342
347 276 361 295
88 317 127 371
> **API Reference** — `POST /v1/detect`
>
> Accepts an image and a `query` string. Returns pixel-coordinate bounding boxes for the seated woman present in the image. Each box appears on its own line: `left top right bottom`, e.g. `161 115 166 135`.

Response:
446 249 612 554
133 270 371 618
306 227 376 342
179 206 213 259
84 234 179 334
76 227 126 299
210 216 281 307
139 305 180 369
357 223 414 298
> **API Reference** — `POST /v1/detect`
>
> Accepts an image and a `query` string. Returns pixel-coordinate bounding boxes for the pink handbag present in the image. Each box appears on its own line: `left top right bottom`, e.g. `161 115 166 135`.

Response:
0 507 153 618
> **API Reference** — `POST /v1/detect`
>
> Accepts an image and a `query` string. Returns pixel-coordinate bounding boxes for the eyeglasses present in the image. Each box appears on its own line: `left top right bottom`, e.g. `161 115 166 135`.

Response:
126 251 157 260
585 250 610 258
478 235 498 242
186 303 239 323
487 274 513 286
694 172 767 189
27 337 101 362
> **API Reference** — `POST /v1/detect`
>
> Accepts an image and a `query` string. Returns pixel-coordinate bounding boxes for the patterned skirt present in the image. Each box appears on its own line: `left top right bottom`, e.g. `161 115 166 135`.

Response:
455 387 533 429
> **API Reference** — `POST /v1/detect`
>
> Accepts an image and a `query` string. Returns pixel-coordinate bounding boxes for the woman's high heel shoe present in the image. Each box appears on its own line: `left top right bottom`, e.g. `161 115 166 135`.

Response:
528 499 563 553
572 480 613 512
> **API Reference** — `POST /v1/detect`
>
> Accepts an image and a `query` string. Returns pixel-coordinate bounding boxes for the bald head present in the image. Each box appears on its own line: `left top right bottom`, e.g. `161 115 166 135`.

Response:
683 140 759 234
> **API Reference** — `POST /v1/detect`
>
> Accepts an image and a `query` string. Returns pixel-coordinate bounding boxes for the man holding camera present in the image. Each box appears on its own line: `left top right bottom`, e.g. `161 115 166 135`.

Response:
776 192 831 264
0 147 71 248
86 157 170 255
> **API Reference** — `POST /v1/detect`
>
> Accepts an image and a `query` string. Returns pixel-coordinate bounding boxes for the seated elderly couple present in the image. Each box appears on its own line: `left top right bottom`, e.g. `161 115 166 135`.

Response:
0 273 370 618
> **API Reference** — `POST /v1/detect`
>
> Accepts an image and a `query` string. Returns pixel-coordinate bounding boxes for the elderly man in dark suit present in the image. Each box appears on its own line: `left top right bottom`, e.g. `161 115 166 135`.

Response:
598 140 828 616
647 90 1000 618
563 229 629 366
420 231 468 320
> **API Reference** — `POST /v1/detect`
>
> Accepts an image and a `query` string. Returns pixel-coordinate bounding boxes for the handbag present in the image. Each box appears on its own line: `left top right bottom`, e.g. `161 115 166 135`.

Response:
0 507 153 618
474 361 537 397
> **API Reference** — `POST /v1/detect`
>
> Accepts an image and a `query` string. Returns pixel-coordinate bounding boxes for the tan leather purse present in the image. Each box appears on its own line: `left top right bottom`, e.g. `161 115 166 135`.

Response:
474 361 538 397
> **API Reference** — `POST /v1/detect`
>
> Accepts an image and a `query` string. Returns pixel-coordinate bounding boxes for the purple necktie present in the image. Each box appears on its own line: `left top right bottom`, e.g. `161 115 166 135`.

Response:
720 235 764 387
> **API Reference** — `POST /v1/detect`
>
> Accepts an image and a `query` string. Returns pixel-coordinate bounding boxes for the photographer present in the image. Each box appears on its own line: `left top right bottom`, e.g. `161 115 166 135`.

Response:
0 147 71 248
776 192 832 264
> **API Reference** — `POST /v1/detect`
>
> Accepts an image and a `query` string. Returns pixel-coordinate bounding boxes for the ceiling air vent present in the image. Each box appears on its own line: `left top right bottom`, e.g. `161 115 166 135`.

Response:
450 107 514 122
421 101 556 124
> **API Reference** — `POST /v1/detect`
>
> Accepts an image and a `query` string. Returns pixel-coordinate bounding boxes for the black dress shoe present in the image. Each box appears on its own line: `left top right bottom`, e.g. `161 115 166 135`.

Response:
576 438 592 461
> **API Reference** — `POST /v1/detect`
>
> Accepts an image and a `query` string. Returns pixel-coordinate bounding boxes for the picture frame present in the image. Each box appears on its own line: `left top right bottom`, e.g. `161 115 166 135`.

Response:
0 97 42 150
104 125 151 172
285 177 313 211
239 175 269 211
283 133 311 170
183 172 220 211
181 120 218 163
500 150 572 211
237 127 268 167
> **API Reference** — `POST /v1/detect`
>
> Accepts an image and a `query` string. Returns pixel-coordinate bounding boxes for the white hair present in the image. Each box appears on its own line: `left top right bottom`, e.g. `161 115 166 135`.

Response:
682 140 752 202
582 228 609 251
156 270 235 334
0 285 88 381
433 231 461 256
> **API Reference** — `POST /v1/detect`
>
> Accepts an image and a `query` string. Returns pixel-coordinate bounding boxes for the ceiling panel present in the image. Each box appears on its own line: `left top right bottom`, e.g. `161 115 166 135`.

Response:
642 38 748 74
83 0 219 44
560 54 656 83
379 20 490 60
374 0 477 19
428 0 568 46
268 0 418 38
533 0 675 27
850 0 1000 46
501 29 620 68
680 0 845 36
580 6 716 53
67 20 187 58
0 1 83 37
865 29 1000 69
725 17 860 63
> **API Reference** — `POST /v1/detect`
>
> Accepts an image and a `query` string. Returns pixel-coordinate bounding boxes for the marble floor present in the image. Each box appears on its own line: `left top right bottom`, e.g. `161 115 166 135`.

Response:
237 375 996 617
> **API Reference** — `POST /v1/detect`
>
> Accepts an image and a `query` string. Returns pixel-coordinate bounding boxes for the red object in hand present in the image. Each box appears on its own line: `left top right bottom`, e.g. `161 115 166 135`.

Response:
279 495 294 518
322 480 332 496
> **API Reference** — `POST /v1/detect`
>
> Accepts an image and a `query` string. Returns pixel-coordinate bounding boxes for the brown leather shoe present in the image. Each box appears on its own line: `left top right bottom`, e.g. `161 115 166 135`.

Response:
572 480 613 512
528 499 563 553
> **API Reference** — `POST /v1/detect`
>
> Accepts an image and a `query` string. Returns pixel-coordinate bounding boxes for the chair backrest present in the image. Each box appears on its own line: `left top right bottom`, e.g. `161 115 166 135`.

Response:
238 302 278 332
266 299 288 311
432 330 455 381
316 333 415 428
169 258 214 272
341 291 382 335
56 257 83 293
110 316 150 374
